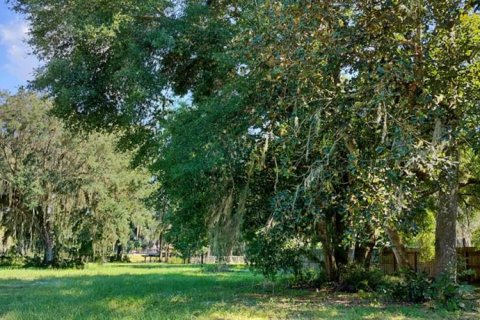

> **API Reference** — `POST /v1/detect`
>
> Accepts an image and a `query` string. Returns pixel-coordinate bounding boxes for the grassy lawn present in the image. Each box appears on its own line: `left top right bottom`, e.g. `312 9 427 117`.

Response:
0 263 474 319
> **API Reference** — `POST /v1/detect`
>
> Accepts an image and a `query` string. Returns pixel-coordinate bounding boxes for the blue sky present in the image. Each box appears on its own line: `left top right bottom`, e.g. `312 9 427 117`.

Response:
0 1 39 93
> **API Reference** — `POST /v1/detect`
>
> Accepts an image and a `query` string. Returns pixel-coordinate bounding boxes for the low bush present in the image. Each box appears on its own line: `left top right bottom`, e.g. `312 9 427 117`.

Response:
23 256 84 269
0 254 24 267
53 258 85 269
22 255 43 268
201 263 231 273
338 264 386 292
288 268 328 289
430 272 475 311
384 269 475 311
166 256 183 264
386 269 432 303
0 254 85 269
109 255 131 263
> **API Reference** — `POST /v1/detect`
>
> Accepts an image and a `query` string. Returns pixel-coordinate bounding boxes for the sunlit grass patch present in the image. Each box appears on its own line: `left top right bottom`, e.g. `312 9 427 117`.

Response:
0 264 465 319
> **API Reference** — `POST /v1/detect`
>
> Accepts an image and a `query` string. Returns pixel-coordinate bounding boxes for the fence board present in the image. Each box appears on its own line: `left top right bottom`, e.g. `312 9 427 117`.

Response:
380 247 480 281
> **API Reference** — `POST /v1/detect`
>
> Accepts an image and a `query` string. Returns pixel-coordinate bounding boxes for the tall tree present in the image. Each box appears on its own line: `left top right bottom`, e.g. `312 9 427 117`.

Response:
0 91 155 263
12 0 480 279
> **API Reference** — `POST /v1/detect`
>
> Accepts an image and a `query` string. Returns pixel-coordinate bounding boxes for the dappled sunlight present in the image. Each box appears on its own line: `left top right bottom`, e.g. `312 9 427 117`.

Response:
0 264 462 320
1 265 470 319
1 1 480 319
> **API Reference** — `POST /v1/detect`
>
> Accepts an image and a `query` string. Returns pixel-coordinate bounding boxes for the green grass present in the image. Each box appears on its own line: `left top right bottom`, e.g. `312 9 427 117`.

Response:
0 263 472 319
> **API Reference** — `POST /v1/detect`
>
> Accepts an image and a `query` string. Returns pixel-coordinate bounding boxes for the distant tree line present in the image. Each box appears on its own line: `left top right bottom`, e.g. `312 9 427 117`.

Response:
0 92 157 265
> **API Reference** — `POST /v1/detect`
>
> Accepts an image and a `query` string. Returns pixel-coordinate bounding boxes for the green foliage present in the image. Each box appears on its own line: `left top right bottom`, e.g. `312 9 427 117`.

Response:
386 270 433 303
473 229 480 248
12 0 480 283
384 270 475 311
0 254 24 268
0 92 155 263
108 255 131 263
201 263 231 273
430 273 468 311
0 254 85 269
287 268 328 289
22 256 84 269
338 265 386 293
407 210 436 262
246 233 307 280
165 256 183 264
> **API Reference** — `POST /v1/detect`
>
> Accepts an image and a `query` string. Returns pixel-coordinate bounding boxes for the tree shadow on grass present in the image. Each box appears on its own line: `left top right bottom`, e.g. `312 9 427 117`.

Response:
0 270 267 319
111 263 202 270
0 267 460 320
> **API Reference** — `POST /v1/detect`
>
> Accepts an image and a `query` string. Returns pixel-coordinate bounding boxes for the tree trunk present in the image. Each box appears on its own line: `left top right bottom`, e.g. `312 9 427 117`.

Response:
363 248 373 269
347 240 356 265
385 227 411 270
115 240 122 260
158 234 163 263
42 211 55 265
318 209 348 282
43 233 54 265
226 247 233 264
434 162 459 279
363 241 375 270
322 243 339 281
354 232 376 269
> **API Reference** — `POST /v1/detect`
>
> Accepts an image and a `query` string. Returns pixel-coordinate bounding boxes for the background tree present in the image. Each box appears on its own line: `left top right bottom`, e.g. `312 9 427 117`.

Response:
0 91 155 264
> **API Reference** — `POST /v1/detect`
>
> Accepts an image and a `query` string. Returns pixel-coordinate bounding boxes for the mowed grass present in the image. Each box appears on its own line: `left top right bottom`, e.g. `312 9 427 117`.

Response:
0 263 471 320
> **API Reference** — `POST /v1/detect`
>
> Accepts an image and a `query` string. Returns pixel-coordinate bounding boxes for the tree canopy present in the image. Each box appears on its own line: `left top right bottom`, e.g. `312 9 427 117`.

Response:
0 91 155 264
9 0 480 280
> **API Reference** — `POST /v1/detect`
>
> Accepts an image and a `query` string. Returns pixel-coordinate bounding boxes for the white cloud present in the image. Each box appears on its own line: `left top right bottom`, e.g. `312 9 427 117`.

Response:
0 20 39 86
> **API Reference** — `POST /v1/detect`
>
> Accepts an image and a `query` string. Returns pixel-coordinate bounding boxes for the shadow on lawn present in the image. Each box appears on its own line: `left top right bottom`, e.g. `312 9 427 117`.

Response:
111 263 203 269
0 267 459 320
0 270 265 319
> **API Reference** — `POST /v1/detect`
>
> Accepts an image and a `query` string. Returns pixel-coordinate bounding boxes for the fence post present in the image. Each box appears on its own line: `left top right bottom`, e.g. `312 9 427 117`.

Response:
465 248 470 270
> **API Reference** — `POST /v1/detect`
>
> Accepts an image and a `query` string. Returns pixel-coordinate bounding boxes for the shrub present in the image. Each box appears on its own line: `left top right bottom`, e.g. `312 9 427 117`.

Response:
338 264 385 292
457 257 476 283
0 254 24 267
22 256 84 269
431 272 474 311
23 255 43 268
166 256 183 264
387 270 432 303
289 268 328 289
0 254 85 269
53 258 85 269
109 255 131 263
202 263 231 273
384 269 474 311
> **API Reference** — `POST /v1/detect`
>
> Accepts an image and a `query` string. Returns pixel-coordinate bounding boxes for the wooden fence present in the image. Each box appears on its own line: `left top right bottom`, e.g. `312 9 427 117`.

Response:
380 247 480 281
